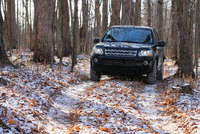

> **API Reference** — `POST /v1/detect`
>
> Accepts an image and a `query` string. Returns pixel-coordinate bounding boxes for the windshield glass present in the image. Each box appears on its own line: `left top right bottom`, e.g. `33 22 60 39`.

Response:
102 27 154 45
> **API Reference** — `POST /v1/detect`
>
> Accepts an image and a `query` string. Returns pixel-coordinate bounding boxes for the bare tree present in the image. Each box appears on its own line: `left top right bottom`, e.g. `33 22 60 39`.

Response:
62 0 71 56
157 0 164 40
176 0 194 77
57 0 64 68
171 0 178 59
121 0 133 25
71 0 79 72
147 0 152 26
33 0 55 63
4 0 17 55
94 0 101 37
0 0 11 65
110 0 121 26
80 0 88 54
195 0 200 78
134 0 141 26
102 0 108 35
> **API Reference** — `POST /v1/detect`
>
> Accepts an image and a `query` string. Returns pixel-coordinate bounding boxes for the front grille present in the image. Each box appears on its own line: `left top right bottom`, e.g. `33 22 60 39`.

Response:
105 48 137 57
102 59 142 65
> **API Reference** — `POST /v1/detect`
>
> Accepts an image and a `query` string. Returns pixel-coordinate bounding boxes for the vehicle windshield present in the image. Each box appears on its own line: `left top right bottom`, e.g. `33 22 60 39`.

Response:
102 27 154 45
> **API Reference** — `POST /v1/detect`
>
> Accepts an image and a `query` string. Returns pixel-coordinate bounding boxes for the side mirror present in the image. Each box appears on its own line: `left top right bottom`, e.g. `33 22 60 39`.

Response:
158 41 166 47
93 37 100 43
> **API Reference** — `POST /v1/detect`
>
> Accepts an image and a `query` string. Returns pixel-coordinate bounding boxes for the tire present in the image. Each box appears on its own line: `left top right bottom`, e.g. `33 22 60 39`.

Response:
146 60 157 84
90 67 101 82
157 62 164 80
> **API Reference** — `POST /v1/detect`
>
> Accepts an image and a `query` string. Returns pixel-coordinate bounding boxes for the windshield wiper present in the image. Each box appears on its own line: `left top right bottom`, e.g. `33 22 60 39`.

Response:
120 41 140 44
102 40 119 42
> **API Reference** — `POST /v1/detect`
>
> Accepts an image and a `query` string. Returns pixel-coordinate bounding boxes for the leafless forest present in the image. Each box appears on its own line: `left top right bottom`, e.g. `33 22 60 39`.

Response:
0 0 200 133
0 0 199 75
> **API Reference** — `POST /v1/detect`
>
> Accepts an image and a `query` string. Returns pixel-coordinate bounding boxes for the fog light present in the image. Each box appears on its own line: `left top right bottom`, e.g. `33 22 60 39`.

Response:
94 58 98 63
143 61 148 65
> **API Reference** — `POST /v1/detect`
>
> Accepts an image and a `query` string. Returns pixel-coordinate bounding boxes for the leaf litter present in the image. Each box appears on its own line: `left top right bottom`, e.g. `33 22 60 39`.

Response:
0 51 199 134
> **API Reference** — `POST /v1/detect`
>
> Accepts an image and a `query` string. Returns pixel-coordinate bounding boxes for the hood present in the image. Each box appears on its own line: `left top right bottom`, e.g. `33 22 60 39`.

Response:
96 42 151 49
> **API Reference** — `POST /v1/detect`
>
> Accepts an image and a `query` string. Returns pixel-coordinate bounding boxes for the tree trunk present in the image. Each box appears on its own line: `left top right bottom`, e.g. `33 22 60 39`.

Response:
121 0 132 25
0 0 12 65
57 0 64 68
171 0 178 59
102 0 108 35
177 0 194 77
71 0 78 72
157 0 164 40
147 0 151 26
110 0 121 26
94 0 101 37
195 0 200 78
80 0 88 54
62 0 71 56
5 0 17 55
33 0 55 63
134 0 141 26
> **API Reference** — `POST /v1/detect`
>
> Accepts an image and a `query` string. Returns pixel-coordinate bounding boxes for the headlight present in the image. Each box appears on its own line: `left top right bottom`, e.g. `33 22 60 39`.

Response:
138 50 153 57
91 47 104 55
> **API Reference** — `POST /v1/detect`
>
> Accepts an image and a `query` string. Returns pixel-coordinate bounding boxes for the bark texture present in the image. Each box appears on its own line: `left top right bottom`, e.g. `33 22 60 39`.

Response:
33 0 55 63
171 0 178 59
62 0 71 56
134 0 141 26
102 0 108 35
177 0 194 77
157 0 164 40
110 0 121 26
121 0 133 25
80 0 88 54
71 0 79 72
0 0 12 65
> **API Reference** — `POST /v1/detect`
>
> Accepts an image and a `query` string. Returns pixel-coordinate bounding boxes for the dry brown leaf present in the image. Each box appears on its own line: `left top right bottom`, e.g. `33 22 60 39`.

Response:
31 127 39 132
132 96 136 100
73 125 80 132
52 127 56 131
8 118 17 125
30 99 35 106
96 96 102 100
100 127 108 132
123 127 128 132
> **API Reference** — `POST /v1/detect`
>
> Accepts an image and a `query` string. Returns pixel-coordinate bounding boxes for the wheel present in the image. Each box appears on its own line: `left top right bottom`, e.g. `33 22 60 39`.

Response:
147 60 157 84
90 67 101 82
157 62 164 80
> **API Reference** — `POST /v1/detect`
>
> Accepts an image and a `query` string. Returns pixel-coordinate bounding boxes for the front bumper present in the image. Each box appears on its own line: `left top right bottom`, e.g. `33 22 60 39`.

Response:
91 55 154 75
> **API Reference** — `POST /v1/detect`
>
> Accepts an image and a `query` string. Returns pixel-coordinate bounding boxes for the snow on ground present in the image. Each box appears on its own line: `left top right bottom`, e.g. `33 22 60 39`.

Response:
0 51 200 133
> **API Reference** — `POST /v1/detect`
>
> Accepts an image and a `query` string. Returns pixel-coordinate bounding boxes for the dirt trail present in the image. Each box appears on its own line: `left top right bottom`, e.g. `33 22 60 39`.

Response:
47 72 186 133
138 84 183 134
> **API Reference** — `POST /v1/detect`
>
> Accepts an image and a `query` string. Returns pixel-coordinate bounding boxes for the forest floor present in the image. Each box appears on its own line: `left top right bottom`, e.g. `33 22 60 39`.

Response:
0 50 200 134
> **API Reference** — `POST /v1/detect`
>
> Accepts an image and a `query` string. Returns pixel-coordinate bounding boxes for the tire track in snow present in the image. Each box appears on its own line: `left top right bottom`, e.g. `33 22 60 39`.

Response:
45 80 95 131
138 84 183 134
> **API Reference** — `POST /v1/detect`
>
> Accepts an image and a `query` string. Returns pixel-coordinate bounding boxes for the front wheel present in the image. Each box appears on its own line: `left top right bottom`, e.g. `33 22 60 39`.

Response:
157 62 164 80
90 67 101 82
146 60 157 84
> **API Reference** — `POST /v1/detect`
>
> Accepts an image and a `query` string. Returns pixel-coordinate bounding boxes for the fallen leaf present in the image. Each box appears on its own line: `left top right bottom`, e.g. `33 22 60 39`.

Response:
31 127 39 132
8 118 17 125
73 125 80 132
132 96 136 100
100 127 108 132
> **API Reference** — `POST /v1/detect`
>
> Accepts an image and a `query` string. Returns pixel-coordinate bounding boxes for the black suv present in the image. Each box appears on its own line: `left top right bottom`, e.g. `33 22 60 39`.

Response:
90 26 166 84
